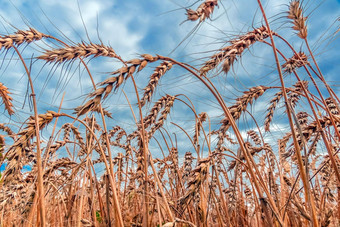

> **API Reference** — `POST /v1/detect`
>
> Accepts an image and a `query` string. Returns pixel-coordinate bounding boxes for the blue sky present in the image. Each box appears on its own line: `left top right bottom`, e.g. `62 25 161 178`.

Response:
0 0 339 170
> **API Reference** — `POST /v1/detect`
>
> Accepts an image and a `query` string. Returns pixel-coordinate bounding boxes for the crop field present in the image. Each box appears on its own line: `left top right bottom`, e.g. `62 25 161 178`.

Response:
0 0 339 226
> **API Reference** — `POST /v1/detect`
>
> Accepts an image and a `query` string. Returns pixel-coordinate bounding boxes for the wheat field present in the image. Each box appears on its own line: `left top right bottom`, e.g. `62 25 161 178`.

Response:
0 0 339 226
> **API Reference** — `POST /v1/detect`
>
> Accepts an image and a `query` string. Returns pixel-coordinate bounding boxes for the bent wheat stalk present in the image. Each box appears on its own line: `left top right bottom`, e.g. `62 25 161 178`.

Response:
10 45 47 227
256 1 318 226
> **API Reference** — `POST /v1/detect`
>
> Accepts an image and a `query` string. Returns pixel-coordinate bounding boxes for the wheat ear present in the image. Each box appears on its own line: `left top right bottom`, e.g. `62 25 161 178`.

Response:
288 1 308 39
38 42 121 63
186 0 218 22
0 83 14 115
282 52 308 73
75 54 159 116
0 28 47 50
200 26 271 75
140 61 173 107
3 111 60 182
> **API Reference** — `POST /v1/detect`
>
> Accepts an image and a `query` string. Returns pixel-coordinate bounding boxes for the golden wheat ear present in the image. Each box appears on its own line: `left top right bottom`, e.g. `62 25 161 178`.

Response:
37 43 120 63
186 0 218 22
140 61 173 107
0 28 47 50
288 1 308 39
0 82 14 115
200 26 271 75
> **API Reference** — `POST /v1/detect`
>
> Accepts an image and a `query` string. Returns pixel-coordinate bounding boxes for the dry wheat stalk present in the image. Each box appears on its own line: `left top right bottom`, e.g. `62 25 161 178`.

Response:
0 1 338 225
108 125 124 142
170 147 179 169
61 123 72 141
135 131 148 186
109 134 136 155
0 82 14 115
320 210 333 227
142 95 172 129
296 111 309 128
283 175 293 187
320 156 332 188
65 123 86 155
279 132 293 164
47 140 67 156
288 1 308 39
224 180 237 209
214 132 237 154
325 98 340 143
264 90 283 132
168 147 179 186
83 116 102 132
186 0 218 22
90 106 113 118
200 26 270 75
222 85 268 128
115 130 127 144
